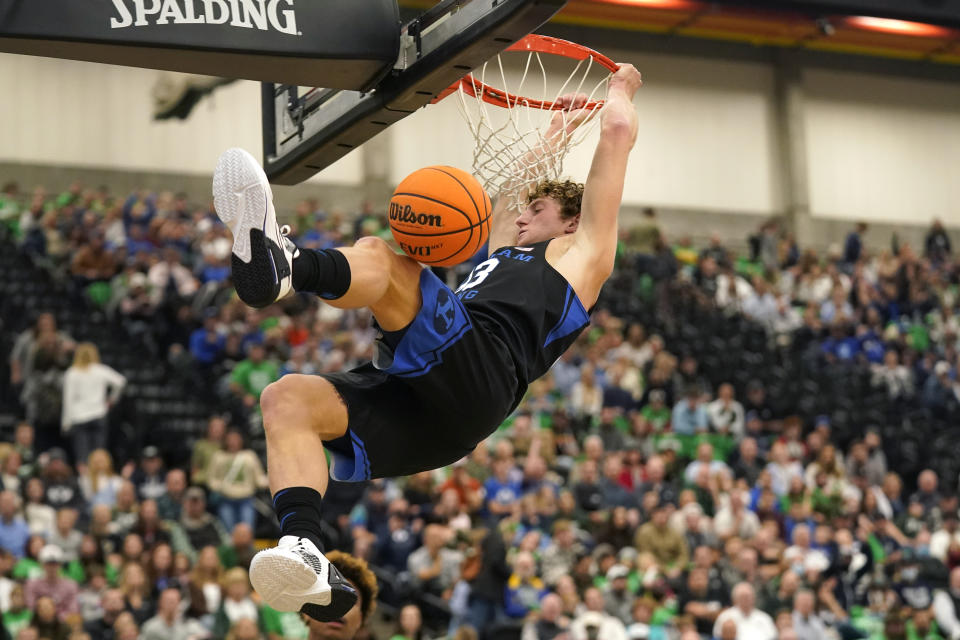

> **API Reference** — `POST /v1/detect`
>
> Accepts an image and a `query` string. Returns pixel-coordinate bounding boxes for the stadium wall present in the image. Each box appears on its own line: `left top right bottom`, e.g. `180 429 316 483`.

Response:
1 28 958 251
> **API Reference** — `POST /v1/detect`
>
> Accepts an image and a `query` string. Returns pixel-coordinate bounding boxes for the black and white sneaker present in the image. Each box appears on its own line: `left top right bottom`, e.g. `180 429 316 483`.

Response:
249 536 358 622
212 147 299 309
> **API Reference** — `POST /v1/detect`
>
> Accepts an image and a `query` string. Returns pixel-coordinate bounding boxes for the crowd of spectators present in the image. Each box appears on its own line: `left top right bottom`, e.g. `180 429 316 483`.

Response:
3 180 960 640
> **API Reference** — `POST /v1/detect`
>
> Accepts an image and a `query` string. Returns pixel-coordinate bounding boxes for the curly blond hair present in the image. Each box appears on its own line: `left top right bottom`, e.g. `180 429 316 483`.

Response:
527 180 583 220
327 551 378 623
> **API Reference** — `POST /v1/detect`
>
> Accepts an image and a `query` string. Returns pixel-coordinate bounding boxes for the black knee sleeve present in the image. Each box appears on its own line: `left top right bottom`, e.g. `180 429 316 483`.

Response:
292 248 352 300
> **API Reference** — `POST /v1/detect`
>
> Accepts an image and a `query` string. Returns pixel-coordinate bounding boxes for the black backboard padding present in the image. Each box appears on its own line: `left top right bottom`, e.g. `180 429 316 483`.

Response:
0 0 400 90
0 38 393 88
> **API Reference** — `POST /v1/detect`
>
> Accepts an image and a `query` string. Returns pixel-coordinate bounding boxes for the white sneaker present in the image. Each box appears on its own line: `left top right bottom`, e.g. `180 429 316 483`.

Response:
249 536 358 622
212 147 299 309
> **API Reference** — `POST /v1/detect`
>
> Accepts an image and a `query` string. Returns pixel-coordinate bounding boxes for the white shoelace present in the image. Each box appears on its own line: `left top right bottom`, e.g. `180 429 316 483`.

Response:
279 224 299 256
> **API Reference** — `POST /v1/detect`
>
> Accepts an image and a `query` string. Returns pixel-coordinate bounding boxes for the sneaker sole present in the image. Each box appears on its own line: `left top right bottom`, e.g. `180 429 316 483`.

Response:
301 587 359 623
212 148 283 308
249 547 332 612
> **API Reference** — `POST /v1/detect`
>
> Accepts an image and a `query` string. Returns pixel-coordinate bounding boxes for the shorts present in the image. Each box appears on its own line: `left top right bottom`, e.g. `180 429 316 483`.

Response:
320 268 519 481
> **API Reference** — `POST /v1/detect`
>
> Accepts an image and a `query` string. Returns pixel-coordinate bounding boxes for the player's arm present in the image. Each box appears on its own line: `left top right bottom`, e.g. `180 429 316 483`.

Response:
569 65 642 282
488 95 593 253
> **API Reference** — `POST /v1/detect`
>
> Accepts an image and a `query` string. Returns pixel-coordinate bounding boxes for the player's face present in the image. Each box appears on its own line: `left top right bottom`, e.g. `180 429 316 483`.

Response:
516 197 579 245
306 583 363 640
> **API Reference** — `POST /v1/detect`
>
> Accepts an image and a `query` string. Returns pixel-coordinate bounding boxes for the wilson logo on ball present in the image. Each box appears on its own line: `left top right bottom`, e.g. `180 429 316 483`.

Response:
389 203 442 227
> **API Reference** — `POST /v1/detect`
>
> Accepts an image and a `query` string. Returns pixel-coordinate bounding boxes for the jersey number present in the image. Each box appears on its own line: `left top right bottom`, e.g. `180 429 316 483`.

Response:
456 258 500 293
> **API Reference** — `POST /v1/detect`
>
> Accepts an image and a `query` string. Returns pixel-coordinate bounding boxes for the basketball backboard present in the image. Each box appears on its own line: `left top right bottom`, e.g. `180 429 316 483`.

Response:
262 0 568 185
0 0 401 89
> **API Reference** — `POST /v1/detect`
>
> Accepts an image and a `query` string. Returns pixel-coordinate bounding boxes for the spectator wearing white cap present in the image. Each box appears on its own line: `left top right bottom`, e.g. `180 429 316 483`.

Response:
713 583 776 640
23 545 79 620
604 564 635 625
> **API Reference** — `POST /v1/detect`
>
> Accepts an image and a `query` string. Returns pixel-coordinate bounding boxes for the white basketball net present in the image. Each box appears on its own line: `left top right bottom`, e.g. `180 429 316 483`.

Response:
453 45 612 211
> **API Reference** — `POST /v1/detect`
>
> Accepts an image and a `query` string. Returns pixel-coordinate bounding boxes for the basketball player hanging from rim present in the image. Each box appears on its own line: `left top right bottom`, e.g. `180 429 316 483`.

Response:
210 62 642 621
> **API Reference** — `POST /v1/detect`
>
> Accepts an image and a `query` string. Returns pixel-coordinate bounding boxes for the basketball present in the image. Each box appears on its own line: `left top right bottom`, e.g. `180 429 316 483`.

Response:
388 166 492 267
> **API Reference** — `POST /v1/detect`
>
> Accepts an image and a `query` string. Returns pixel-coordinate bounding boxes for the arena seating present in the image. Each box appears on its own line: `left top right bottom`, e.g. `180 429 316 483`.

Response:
3 187 960 640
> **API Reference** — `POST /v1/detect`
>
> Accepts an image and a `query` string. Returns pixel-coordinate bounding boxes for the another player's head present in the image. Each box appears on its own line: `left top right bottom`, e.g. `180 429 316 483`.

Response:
516 180 584 245
302 551 378 639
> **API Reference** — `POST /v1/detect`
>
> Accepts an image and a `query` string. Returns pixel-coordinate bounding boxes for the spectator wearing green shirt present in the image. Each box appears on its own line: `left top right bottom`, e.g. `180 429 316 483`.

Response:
218 522 256 571
261 603 309 640
12 536 45 581
908 608 945 640
229 344 279 406
850 582 895 640
0 181 21 236
3 584 31 639
640 390 671 433
390 604 426 640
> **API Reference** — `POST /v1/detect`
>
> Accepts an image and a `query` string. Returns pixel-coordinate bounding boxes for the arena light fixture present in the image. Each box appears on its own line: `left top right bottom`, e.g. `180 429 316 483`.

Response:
592 0 702 10
845 16 953 38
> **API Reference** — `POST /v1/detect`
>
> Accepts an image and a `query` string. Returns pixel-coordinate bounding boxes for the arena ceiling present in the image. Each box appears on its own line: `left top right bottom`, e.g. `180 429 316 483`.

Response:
401 0 960 65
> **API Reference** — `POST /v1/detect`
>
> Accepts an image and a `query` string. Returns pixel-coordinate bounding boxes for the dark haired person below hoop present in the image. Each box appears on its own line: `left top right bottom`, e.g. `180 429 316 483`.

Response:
301 550 378 640
210 64 643 622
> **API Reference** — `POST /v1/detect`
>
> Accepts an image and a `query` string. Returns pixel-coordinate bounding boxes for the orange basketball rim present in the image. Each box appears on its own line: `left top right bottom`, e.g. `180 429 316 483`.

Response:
434 34 620 110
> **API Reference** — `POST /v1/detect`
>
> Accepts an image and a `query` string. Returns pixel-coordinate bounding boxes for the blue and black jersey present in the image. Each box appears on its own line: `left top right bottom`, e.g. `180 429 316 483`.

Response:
458 240 591 396
319 238 592 482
